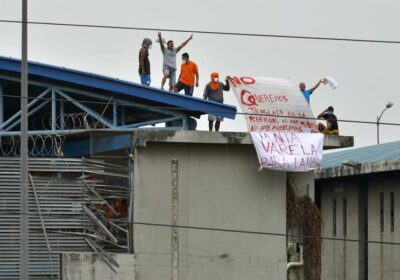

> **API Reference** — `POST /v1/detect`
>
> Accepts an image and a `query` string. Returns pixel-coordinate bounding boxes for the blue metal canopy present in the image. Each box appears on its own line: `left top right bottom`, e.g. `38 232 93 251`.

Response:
0 56 237 157
0 56 236 124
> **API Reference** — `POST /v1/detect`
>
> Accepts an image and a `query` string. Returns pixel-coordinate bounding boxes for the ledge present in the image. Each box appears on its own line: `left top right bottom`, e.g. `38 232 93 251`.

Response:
131 130 354 149
61 129 354 155
323 135 354 150
316 158 400 180
132 130 251 147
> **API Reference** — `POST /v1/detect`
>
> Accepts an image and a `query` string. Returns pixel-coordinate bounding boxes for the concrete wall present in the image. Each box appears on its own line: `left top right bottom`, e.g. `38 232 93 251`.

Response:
320 179 361 280
62 253 135 280
367 174 400 280
133 142 287 280
319 172 400 280
289 171 315 199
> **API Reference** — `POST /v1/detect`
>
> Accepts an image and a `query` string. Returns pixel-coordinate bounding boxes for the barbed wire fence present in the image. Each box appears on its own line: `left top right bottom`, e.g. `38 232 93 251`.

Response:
0 112 110 157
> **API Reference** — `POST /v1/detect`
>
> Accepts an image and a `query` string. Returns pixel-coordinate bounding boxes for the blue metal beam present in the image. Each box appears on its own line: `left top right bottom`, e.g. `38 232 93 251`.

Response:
0 83 3 125
60 99 65 130
54 84 185 118
121 116 182 129
0 88 51 130
0 127 182 136
113 99 118 127
182 117 189 130
0 57 237 119
63 133 132 157
0 74 188 121
51 89 56 131
121 107 126 126
56 89 114 128
5 98 51 131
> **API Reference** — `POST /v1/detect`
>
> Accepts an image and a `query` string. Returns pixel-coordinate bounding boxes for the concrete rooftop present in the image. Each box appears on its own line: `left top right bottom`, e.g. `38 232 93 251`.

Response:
131 130 354 149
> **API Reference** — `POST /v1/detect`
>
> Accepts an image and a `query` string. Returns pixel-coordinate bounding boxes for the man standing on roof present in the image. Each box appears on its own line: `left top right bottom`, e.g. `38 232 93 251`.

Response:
299 80 322 104
158 32 193 91
174 53 199 96
203 73 230 132
317 106 339 135
138 38 152 86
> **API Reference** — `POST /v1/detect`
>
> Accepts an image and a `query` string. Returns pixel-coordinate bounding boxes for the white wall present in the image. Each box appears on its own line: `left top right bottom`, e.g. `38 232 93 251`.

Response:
133 142 288 280
62 253 135 280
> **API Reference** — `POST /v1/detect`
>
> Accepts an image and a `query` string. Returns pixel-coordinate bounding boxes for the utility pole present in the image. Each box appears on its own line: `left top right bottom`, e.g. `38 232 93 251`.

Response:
20 0 29 279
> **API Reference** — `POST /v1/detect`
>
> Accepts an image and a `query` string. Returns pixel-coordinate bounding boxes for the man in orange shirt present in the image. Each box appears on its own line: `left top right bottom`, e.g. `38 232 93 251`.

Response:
174 53 199 96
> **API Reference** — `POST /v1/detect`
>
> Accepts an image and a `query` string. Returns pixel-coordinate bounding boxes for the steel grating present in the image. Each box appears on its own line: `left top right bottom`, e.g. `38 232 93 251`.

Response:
0 157 131 279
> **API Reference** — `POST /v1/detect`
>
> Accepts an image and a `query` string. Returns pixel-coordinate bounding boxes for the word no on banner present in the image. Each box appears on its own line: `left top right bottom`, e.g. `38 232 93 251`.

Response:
228 76 319 133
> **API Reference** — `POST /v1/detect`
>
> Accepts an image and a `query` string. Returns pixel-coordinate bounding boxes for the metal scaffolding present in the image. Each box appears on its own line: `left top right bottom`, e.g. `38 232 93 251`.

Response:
0 157 132 279
0 80 191 136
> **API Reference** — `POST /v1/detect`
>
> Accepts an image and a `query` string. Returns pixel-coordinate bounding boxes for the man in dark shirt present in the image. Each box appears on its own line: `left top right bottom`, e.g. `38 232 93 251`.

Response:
203 72 230 131
317 106 339 135
139 38 152 86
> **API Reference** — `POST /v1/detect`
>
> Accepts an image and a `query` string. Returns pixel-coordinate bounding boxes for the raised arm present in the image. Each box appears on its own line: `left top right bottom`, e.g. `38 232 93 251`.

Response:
176 34 193 52
310 79 322 93
317 107 329 119
223 77 230 91
158 32 165 51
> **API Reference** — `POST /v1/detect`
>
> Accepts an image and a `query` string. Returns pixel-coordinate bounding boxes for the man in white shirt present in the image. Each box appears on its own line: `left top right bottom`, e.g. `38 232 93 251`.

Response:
158 32 193 91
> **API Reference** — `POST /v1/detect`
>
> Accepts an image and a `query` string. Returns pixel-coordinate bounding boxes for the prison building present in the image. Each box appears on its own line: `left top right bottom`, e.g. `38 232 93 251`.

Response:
0 57 353 280
316 141 400 280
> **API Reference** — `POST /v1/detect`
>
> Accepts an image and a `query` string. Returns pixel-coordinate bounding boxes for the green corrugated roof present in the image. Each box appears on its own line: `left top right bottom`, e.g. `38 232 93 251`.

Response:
322 141 400 169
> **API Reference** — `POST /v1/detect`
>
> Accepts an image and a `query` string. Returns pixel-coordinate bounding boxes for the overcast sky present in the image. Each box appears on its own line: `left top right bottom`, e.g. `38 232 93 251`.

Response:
0 0 399 148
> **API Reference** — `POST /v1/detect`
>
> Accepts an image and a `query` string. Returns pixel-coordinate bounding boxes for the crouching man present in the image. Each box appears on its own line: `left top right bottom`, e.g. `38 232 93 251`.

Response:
318 106 339 135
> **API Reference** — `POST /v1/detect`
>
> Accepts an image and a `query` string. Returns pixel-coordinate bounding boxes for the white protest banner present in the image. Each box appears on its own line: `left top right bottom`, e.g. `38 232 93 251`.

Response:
250 132 323 172
228 76 318 133
228 76 324 172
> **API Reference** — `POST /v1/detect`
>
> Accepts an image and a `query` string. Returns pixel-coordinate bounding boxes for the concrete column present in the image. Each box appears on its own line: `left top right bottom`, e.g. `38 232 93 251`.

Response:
113 100 118 127
121 107 126 126
51 89 56 131
182 116 189 130
60 99 65 130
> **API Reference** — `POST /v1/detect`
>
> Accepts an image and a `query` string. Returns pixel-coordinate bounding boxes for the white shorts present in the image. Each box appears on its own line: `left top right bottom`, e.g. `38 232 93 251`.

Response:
208 114 223 122
163 65 176 87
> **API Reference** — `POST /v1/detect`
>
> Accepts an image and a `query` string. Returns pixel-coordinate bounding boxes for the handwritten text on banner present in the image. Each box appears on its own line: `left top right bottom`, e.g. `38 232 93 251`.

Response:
229 76 319 133
250 132 323 172
229 76 324 172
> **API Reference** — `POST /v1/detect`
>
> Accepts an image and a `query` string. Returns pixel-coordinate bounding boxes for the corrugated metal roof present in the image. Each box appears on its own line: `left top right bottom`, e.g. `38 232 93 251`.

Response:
0 56 237 119
322 141 400 168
